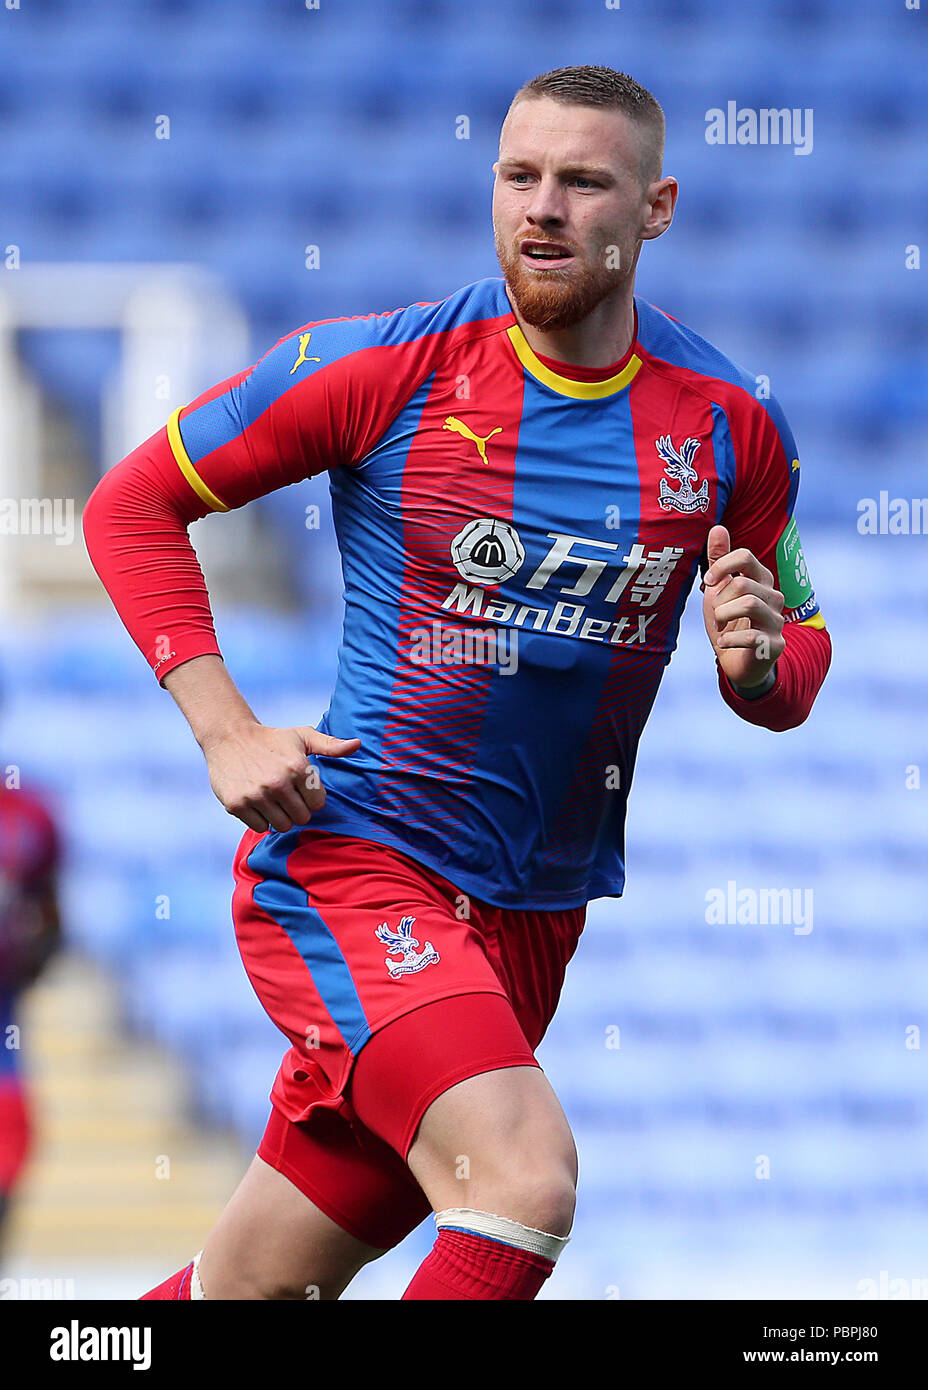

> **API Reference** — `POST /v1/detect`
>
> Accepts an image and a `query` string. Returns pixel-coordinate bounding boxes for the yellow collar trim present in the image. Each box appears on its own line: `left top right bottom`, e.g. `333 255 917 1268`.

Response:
506 324 642 400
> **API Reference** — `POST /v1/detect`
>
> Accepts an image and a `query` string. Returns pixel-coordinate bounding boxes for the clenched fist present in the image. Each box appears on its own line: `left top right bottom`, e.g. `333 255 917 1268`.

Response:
200 721 361 834
702 524 785 691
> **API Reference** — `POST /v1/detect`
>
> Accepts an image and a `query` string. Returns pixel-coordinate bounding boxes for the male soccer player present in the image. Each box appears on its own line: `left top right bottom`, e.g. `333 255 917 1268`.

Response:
83 66 831 1300
0 742 62 1256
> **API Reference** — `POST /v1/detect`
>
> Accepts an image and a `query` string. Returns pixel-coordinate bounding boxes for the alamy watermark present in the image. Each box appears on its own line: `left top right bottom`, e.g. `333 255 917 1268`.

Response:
409 620 518 675
857 1271 928 1300
857 493 928 534
705 879 813 935
705 102 813 156
0 497 75 545
1 1276 76 1299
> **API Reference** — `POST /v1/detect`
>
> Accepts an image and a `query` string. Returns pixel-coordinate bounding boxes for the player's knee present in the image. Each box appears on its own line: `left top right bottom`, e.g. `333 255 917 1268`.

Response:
437 1143 577 1238
201 1265 346 1301
486 1161 576 1238
197 1263 280 1300
491 1125 578 1235
199 1243 366 1301
259 1275 325 1302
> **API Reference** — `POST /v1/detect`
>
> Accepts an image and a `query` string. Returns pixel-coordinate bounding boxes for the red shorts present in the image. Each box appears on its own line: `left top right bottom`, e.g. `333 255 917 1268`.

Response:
0 1079 31 1191
232 827 585 1249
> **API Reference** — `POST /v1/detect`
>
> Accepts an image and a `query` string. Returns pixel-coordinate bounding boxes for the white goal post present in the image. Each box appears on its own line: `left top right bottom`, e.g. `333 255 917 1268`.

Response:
0 262 254 613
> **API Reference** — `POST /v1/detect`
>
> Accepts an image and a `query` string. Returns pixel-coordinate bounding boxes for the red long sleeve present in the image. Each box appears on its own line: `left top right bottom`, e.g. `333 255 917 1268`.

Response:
717 619 832 731
82 308 462 685
82 424 222 683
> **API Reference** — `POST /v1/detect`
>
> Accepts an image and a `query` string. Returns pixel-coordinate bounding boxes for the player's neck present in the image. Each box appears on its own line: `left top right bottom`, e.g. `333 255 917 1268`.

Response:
506 282 638 370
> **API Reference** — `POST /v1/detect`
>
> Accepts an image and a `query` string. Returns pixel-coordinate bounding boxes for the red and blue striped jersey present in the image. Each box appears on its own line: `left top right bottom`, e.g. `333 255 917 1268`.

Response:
109 277 828 909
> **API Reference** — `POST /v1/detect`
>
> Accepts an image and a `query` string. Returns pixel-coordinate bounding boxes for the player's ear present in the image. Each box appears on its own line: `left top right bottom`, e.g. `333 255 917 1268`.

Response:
642 176 677 241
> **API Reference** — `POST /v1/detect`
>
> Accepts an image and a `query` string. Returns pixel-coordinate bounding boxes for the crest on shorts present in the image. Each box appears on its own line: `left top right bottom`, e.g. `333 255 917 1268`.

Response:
375 914 440 979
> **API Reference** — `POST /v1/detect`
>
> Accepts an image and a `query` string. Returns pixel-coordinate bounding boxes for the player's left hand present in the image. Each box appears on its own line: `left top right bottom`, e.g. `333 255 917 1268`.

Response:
702 524 785 688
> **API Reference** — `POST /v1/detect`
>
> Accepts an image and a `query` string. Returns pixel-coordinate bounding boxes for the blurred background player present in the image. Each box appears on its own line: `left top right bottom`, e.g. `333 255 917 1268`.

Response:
0 696 62 1260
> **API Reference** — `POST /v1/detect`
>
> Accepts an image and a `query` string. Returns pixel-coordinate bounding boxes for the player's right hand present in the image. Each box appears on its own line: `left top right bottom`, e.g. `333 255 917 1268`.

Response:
200 722 361 834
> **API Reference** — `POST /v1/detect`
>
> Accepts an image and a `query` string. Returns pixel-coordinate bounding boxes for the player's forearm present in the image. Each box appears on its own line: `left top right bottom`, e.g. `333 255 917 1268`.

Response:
83 425 222 682
718 620 831 731
161 654 260 752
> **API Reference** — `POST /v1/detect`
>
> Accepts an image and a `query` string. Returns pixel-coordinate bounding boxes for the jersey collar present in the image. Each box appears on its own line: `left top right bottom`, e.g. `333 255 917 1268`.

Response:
504 313 643 400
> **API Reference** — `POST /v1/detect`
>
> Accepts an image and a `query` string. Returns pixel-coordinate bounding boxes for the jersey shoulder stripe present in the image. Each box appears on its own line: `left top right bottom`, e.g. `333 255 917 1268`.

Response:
168 279 515 506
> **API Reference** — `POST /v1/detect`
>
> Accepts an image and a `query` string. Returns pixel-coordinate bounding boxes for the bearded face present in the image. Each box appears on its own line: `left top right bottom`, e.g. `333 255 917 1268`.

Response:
494 222 628 332
492 98 652 334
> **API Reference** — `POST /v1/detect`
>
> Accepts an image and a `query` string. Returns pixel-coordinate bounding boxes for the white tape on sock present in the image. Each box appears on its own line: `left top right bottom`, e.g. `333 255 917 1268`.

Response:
434 1208 569 1263
191 1250 206 1300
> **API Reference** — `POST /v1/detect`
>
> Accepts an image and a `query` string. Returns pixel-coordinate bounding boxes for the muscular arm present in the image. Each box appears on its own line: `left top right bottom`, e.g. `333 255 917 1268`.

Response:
704 390 832 731
82 397 360 832
82 307 478 826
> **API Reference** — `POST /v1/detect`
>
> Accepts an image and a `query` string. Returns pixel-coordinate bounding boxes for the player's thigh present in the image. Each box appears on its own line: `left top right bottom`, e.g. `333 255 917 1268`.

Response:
348 995 578 1235
406 1064 578 1233
198 1154 383 1301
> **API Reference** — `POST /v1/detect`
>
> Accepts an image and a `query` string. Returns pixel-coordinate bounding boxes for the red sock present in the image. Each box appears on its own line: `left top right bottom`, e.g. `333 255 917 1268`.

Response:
139 1262 194 1300
401 1228 554 1300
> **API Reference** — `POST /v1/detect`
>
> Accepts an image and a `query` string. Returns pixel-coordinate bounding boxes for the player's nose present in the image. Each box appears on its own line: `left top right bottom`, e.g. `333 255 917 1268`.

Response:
523 176 568 225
